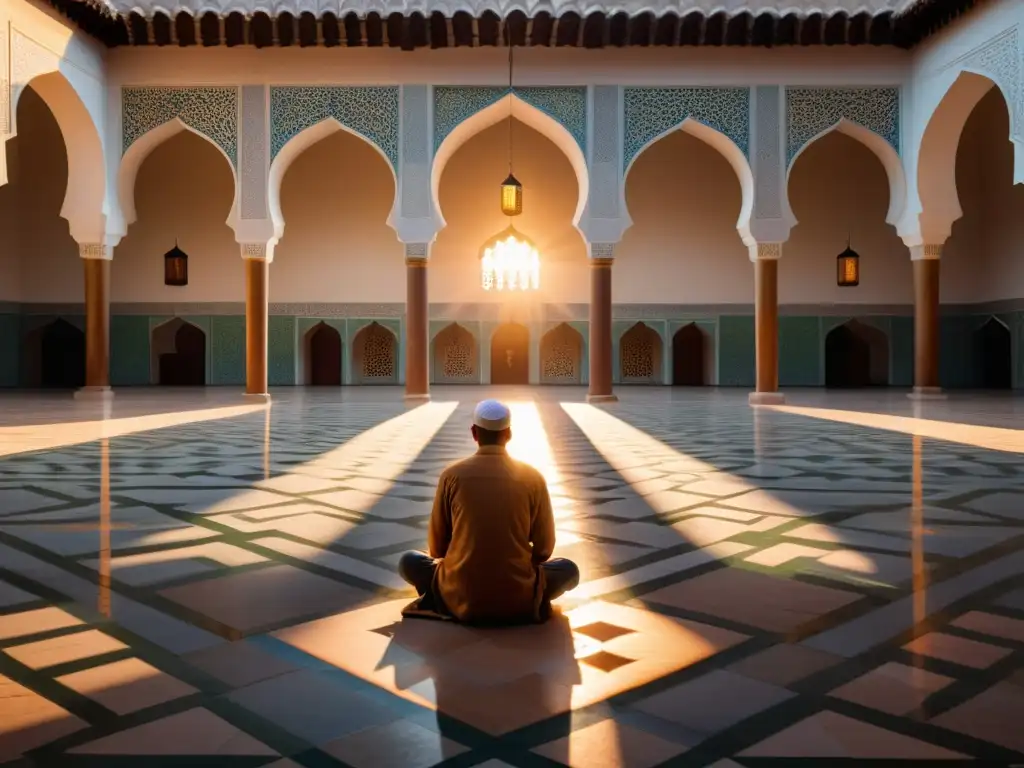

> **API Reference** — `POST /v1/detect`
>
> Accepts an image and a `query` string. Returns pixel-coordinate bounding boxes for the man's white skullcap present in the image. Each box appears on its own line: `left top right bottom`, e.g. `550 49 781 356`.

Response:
472 399 511 431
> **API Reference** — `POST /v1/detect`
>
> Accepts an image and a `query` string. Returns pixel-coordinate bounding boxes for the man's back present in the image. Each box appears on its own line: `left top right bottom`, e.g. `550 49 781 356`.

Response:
429 445 555 623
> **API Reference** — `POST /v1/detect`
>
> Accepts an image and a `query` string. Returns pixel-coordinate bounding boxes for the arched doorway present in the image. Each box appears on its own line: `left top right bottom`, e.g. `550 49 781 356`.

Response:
825 319 889 388
306 322 342 386
974 318 1012 389
40 319 85 388
672 323 705 386
152 319 206 386
620 322 662 384
352 322 398 384
490 323 529 385
540 323 583 384
432 323 476 384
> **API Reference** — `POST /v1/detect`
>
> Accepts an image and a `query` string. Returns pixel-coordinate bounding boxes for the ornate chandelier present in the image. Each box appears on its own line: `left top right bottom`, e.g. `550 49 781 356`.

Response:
481 227 540 291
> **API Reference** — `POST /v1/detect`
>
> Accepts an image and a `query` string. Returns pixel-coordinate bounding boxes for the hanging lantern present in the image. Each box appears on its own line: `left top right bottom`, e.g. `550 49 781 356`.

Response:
836 246 860 287
480 226 540 292
500 173 523 217
164 244 188 287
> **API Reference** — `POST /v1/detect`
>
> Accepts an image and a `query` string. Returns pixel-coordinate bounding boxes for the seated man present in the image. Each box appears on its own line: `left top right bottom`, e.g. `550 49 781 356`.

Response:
399 399 579 624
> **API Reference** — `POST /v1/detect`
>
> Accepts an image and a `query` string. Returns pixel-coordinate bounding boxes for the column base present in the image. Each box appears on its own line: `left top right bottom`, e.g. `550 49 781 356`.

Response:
907 387 947 401
242 392 272 404
748 391 785 406
74 386 114 402
404 393 431 404
586 393 618 404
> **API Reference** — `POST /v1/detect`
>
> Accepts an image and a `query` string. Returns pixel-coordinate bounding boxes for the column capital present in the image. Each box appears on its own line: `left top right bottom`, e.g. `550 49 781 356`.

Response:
241 242 275 263
589 242 615 260
404 242 431 262
749 242 782 262
79 243 113 260
909 244 942 261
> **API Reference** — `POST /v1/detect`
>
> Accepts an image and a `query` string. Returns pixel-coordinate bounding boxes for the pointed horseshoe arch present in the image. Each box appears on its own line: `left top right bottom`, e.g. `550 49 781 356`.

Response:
787 119 907 227
623 118 755 242
8 72 107 243
916 71 1020 242
431 94 590 233
119 119 239 230
268 118 399 240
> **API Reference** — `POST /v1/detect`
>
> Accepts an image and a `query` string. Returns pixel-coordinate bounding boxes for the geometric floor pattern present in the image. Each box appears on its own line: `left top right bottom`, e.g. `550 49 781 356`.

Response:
0 385 1022 766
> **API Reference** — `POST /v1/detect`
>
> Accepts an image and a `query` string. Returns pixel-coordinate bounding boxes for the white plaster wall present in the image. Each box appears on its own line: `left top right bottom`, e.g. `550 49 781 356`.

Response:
0 143 22 301
617 131 750 303
111 131 240 302
4 87 82 303
948 88 1024 302
432 117 589 305
273 130 402 303
783 131 912 305
104 45 910 89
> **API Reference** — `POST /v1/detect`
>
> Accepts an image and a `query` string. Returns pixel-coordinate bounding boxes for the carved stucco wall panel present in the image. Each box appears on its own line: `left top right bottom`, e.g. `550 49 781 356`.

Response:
270 86 400 170
432 86 587 154
623 87 750 170
122 86 239 165
240 85 269 220
940 27 1022 142
785 86 901 166
753 85 783 220
400 84 431 219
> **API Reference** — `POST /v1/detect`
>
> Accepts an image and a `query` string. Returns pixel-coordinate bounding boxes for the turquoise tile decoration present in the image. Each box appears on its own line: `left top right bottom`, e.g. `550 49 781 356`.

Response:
110 315 151 386
210 315 246 386
268 316 297 387
890 315 914 387
717 315 755 387
0 314 20 387
778 316 821 386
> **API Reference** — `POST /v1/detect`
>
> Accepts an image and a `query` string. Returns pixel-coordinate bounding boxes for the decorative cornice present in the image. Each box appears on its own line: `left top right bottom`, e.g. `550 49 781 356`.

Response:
49 0 971 49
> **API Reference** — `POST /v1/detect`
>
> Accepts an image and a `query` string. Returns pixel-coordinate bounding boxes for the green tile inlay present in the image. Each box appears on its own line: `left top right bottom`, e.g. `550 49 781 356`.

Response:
718 315 755 387
210 315 246 386
779 316 821 387
111 315 151 386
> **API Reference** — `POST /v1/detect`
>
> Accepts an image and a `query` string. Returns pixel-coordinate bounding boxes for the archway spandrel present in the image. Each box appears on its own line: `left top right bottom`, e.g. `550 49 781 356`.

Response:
786 87 900 167
122 87 238 166
269 86 399 170
623 87 750 172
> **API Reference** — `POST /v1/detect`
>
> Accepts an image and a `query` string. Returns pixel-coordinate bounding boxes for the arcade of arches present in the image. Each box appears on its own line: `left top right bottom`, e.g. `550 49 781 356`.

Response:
0 85 1022 396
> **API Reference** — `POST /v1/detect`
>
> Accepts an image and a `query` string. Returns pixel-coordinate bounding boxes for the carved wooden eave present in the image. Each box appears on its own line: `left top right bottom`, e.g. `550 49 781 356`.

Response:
48 0 979 49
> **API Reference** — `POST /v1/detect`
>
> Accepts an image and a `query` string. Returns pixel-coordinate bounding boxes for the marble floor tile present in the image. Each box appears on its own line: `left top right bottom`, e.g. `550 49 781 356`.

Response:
0 607 82 640
726 644 842 687
183 639 299 688
82 541 267 586
4 629 127 669
228 669 399 744
949 611 1024 642
0 673 87 763
322 719 467 768
642 567 862 633
932 682 1024 752
69 707 278 755
740 710 966 759
830 662 953 715
56 658 198 714
160 565 373 633
903 632 1013 669
632 670 793 737
532 718 687 768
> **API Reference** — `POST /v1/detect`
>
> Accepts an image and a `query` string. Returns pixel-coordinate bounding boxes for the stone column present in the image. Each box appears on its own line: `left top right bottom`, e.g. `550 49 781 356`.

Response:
749 243 785 405
587 245 616 403
405 244 430 402
909 244 944 399
243 243 271 400
75 244 113 401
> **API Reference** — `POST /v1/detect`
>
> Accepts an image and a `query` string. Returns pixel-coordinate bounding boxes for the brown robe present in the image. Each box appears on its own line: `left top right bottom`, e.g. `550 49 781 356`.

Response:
402 445 556 624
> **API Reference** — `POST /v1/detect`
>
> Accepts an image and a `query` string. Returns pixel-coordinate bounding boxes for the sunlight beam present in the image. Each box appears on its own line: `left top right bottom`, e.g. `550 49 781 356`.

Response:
766 404 1024 454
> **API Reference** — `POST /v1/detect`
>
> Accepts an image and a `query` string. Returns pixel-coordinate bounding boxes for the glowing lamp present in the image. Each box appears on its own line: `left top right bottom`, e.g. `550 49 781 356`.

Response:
837 246 860 287
164 244 188 287
500 174 523 217
480 227 539 292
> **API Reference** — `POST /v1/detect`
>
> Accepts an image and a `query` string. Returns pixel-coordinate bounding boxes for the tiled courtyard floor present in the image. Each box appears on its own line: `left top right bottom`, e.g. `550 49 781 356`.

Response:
0 385 1022 766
